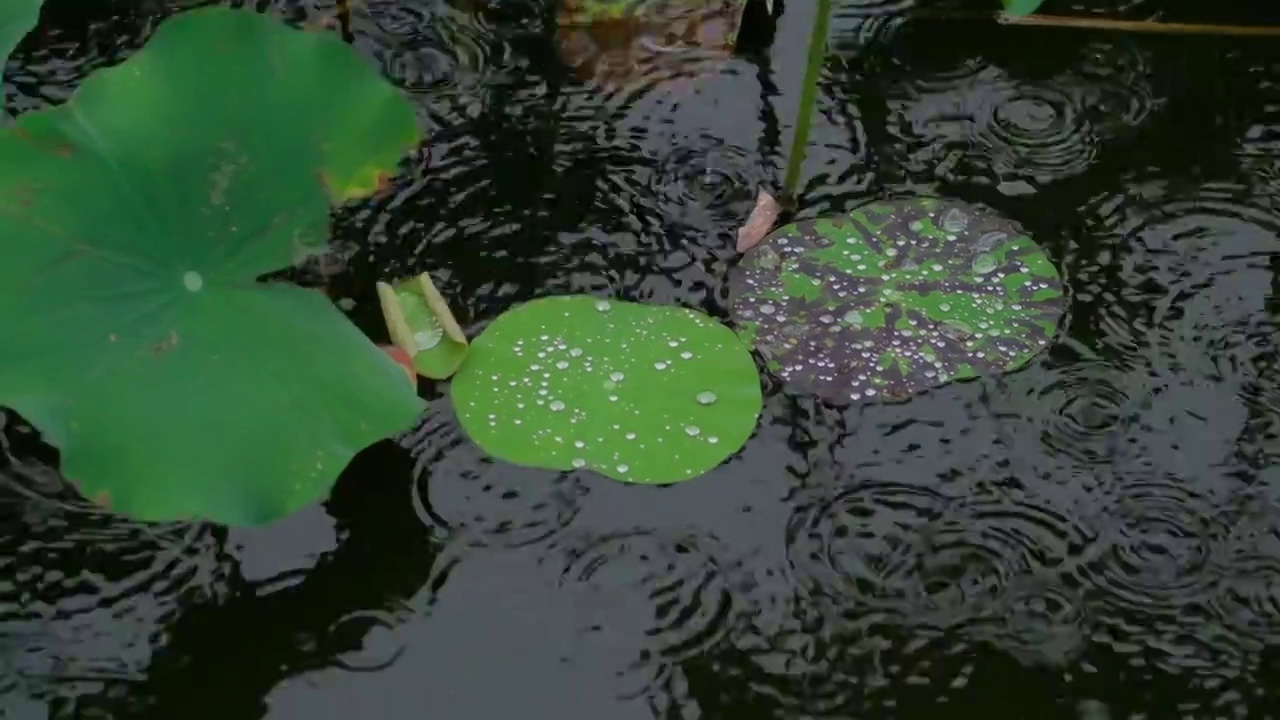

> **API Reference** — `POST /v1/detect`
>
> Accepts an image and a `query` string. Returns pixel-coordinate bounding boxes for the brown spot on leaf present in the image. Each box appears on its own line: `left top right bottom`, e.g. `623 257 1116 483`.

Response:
93 490 112 508
12 127 74 157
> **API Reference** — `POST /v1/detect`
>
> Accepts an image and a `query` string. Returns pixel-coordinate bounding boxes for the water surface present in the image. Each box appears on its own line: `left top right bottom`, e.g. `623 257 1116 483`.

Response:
5 0 1280 717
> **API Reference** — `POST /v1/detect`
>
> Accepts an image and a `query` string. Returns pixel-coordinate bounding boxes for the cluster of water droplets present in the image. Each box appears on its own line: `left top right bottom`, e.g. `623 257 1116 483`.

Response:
554 529 742 692
730 201 1062 402
462 299 738 480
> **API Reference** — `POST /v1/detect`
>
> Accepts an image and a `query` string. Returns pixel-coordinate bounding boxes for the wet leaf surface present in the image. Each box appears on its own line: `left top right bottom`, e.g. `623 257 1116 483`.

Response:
729 197 1064 403
0 7 424 524
451 295 762 484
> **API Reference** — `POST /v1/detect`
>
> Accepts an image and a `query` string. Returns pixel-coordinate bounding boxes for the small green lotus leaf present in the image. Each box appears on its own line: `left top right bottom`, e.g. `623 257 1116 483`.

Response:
377 273 469 380
1 0 42 102
0 7 425 525
452 295 762 484
1001 0 1046 15
729 197 1064 403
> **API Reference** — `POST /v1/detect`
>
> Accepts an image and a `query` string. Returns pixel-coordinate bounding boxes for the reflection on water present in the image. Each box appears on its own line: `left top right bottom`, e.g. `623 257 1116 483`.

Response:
5 0 1280 717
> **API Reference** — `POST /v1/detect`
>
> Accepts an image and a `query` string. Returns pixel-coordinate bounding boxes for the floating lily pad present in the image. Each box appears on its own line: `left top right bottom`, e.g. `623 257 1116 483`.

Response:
377 273 469 379
1 0 42 102
0 8 424 524
452 295 762 484
729 197 1064 403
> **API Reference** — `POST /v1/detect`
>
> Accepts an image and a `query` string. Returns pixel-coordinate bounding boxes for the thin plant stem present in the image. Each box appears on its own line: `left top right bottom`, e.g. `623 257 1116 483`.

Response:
908 9 1280 37
781 0 833 202
996 13 1280 36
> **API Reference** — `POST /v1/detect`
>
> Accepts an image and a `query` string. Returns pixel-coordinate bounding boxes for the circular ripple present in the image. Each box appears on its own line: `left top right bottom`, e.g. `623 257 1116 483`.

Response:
977 85 1098 183
1077 477 1226 616
0 490 225 697
414 440 586 548
883 38 1153 189
913 494 1098 623
328 608 407 673
1032 360 1137 465
653 139 767 229
409 409 586 548
555 529 740 687
1209 518 1280 643
366 1 502 92
785 481 945 612
970 584 1090 666
1078 179 1280 353
1065 39 1157 131
788 482 1097 624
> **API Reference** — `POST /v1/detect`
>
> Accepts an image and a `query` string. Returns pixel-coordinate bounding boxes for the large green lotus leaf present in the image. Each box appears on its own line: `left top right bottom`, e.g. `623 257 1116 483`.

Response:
729 198 1064 404
1 0 42 100
0 7 425 525
452 296 762 484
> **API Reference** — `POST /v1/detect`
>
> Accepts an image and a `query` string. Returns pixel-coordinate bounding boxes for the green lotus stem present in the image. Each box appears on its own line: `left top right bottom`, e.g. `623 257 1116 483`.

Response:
781 0 833 202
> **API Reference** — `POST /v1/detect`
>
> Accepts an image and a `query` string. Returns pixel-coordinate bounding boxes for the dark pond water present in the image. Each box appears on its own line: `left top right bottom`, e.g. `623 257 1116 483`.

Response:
6 0 1280 717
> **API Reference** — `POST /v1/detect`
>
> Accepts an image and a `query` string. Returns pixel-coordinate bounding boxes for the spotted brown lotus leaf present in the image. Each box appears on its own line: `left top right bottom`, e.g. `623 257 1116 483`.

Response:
555 0 748 87
728 197 1064 403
